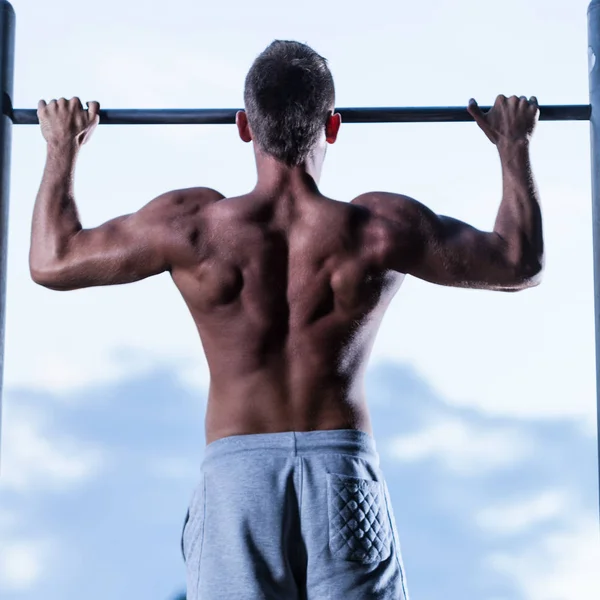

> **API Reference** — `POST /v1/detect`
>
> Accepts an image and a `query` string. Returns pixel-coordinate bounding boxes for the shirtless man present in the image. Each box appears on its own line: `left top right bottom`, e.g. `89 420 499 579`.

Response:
30 41 543 600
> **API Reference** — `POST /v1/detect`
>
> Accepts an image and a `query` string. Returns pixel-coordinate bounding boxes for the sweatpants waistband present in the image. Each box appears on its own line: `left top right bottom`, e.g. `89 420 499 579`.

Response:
203 429 378 464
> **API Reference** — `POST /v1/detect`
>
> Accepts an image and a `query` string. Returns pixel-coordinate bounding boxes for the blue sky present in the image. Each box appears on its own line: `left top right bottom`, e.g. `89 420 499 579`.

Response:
1 0 599 598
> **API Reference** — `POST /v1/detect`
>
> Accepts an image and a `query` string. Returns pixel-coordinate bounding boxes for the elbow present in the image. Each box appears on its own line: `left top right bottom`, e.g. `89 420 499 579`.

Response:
30 262 67 290
30 266 55 288
30 246 55 287
506 255 544 292
30 261 48 286
515 269 543 291
520 249 545 288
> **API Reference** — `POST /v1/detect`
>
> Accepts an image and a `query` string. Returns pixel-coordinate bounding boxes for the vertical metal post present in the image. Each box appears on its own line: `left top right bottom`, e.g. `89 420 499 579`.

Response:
0 0 14 456
589 0 600 521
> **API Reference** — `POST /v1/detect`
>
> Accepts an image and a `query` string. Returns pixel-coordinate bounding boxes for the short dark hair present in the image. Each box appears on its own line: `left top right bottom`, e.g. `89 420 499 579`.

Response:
244 40 335 167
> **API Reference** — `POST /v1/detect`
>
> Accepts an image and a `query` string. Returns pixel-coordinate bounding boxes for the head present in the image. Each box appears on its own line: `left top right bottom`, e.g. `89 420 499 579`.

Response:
237 40 341 170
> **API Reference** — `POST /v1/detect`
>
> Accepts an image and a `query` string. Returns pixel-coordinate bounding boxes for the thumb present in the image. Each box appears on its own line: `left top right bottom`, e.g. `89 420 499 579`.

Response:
467 98 486 124
86 101 101 125
467 98 497 144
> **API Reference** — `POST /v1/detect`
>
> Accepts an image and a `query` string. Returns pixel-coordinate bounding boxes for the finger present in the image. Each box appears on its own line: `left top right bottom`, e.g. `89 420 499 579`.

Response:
467 99 496 142
467 98 486 123
57 97 68 108
37 99 47 111
528 96 539 118
86 101 100 122
519 96 530 111
70 97 83 110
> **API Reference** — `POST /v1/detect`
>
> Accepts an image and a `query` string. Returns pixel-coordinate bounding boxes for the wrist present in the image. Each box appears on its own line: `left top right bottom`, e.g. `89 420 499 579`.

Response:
497 138 530 155
46 139 79 155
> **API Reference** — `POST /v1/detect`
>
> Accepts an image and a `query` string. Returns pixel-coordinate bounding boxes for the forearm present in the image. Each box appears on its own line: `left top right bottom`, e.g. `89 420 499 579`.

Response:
493 140 544 275
30 142 83 274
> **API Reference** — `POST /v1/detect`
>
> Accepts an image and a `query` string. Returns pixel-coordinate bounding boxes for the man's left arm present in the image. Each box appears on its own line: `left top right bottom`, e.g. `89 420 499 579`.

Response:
30 187 190 291
29 97 222 291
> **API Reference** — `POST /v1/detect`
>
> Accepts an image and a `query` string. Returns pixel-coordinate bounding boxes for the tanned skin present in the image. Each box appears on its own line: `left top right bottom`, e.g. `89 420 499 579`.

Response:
30 95 543 444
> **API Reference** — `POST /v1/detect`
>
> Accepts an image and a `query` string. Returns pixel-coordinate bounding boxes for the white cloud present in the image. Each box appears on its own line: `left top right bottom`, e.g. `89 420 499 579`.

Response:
0 507 21 532
486 516 600 600
30 352 116 394
7 346 154 396
0 406 105 493
387 416 534 475
176 359 211 397
5 337 192 396
0 537 54 593
476 490 569 537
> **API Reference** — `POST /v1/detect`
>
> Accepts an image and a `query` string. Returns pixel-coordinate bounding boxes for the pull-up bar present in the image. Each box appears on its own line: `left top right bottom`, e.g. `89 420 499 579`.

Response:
4 105 593 125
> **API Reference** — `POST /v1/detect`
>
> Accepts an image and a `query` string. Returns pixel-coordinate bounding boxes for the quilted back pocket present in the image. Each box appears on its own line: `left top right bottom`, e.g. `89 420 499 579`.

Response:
327 473 392 563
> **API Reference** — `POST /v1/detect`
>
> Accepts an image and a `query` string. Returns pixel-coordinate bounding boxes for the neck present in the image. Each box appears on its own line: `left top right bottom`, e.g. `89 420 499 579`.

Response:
253 150 324 196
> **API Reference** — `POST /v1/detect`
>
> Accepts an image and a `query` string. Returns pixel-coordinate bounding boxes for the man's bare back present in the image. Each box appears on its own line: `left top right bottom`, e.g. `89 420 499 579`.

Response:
169 184 405 442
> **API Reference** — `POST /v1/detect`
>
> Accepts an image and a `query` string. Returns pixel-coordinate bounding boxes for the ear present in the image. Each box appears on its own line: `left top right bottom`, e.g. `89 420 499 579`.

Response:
236 110 252 143
326 112 341 144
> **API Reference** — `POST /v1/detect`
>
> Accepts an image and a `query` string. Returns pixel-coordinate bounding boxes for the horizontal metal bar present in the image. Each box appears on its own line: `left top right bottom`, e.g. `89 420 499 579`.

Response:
6 104 592 125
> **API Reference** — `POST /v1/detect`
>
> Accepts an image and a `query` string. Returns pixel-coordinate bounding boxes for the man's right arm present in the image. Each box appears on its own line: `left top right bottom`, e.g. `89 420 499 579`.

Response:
358 95 544 291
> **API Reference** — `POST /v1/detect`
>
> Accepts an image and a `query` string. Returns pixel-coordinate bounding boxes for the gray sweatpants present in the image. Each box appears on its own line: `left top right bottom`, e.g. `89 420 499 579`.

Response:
181 429 409 599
